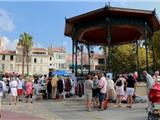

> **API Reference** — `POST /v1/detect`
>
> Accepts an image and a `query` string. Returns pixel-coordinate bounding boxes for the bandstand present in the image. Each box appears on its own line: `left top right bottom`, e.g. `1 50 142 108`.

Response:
64 6 160 77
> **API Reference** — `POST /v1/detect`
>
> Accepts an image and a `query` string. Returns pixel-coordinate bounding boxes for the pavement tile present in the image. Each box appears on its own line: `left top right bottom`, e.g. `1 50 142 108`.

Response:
1 110 46 120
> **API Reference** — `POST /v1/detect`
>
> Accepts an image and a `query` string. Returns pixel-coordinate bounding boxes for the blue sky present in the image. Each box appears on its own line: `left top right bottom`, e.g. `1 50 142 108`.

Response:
0 0 160 53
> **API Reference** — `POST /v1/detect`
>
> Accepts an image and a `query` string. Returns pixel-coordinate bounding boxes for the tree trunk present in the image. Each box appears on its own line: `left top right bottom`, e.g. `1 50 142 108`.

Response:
26 51 29 75
22 49 25 76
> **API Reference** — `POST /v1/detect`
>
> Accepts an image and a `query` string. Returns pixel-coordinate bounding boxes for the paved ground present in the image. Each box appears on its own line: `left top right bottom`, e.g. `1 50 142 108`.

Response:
1 96 148 120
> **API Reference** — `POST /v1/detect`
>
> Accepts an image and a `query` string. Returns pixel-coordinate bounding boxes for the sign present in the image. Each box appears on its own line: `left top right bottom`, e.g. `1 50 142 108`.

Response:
106 73 113 79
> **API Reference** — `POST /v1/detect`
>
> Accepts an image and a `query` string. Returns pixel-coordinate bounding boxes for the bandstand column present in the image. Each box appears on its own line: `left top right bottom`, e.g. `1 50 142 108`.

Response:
144 22 149 72
75 40 78 77
151 36 156 71
106 17 111 72
72 39 75 74
87 44 91 75
80 43 83 76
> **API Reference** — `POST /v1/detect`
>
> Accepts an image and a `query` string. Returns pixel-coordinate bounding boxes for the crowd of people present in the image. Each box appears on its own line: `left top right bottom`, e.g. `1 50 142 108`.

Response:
0 70 159 113
0 74 75 106
83 70 160 112
84 72 136 111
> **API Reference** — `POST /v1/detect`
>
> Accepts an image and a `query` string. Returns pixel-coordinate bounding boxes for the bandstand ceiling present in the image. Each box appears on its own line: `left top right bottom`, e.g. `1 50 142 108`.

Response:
64 6 160 45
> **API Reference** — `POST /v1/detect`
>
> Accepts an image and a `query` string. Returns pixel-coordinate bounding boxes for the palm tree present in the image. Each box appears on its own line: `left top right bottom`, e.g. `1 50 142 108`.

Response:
18 32 33 76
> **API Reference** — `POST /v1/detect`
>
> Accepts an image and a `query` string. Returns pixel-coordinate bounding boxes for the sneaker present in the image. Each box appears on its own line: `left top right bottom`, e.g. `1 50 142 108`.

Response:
118 105 122 107
127 105 132 108
98 108 104 111
88 108 91 112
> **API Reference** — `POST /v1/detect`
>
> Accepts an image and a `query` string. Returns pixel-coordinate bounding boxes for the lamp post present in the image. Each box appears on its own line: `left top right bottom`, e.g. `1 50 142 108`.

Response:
89 50 94 75
77 44 84 76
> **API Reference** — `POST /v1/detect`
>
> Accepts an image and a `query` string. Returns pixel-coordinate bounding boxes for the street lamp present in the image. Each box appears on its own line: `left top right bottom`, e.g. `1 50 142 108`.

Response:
76 44 84 76
89 50 94 74
90 50 94 58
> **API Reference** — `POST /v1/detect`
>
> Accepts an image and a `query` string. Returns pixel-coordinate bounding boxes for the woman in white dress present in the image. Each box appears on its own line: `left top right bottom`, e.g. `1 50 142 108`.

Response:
9 78 18 105
115 75 125 107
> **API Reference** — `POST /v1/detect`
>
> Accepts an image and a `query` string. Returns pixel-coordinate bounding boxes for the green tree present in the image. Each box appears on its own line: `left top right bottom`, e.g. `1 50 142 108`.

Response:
153 30 160 69
112 43 151 74
18 32 33 76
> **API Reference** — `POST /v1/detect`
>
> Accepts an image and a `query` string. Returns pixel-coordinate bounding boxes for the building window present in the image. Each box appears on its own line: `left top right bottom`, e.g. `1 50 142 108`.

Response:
34 58 37 63
50 57 52 61
55 54 65 60
10 55 14 61
0 64 5 72
10 64 13 71
17 66 19 72
59 64 65 69
98 59 105 64
1 64 5 71
16 56 22 63
56 54 59 59
2 55 5 60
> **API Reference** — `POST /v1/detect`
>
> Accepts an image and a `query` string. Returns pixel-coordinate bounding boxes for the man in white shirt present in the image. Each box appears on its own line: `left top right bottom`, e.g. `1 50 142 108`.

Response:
9 78 18 105
17 77 23 101
98 73 107 111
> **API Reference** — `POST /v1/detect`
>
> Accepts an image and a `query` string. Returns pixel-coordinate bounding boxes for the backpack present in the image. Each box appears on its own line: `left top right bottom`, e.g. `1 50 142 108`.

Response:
116 79 122 86
0 82 3 92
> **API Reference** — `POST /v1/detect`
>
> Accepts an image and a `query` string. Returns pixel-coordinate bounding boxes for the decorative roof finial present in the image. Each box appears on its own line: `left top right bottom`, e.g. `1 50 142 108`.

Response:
105 1 110 10
152 8 156 15
65 17 68 23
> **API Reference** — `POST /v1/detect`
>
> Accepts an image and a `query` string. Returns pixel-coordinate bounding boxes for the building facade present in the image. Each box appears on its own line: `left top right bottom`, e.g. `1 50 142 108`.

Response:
0 45 68 75
66 53 105 73
48 47 67 70
0 44 105 75
0 50 16 73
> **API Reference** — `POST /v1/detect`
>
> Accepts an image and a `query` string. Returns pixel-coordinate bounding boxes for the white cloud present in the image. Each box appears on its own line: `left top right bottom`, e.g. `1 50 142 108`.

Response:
63 40 67 47
1 36 18 50
0 8 15 32
33 42 44 48
1 36 44 50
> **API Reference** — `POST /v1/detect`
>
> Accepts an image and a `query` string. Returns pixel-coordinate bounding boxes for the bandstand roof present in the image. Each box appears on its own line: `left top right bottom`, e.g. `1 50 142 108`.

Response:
64 6 160 45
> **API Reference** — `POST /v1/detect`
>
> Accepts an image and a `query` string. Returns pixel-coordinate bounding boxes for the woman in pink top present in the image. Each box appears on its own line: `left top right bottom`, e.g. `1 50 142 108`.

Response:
25 77 33 103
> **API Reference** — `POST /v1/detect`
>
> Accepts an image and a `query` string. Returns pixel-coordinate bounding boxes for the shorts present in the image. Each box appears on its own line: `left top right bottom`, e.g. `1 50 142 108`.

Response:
85 92 92 101
17 89 23 95
116 86 124 96
99 93 105 102
92 89 99 97
10 88 17 96
127 87 134 96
